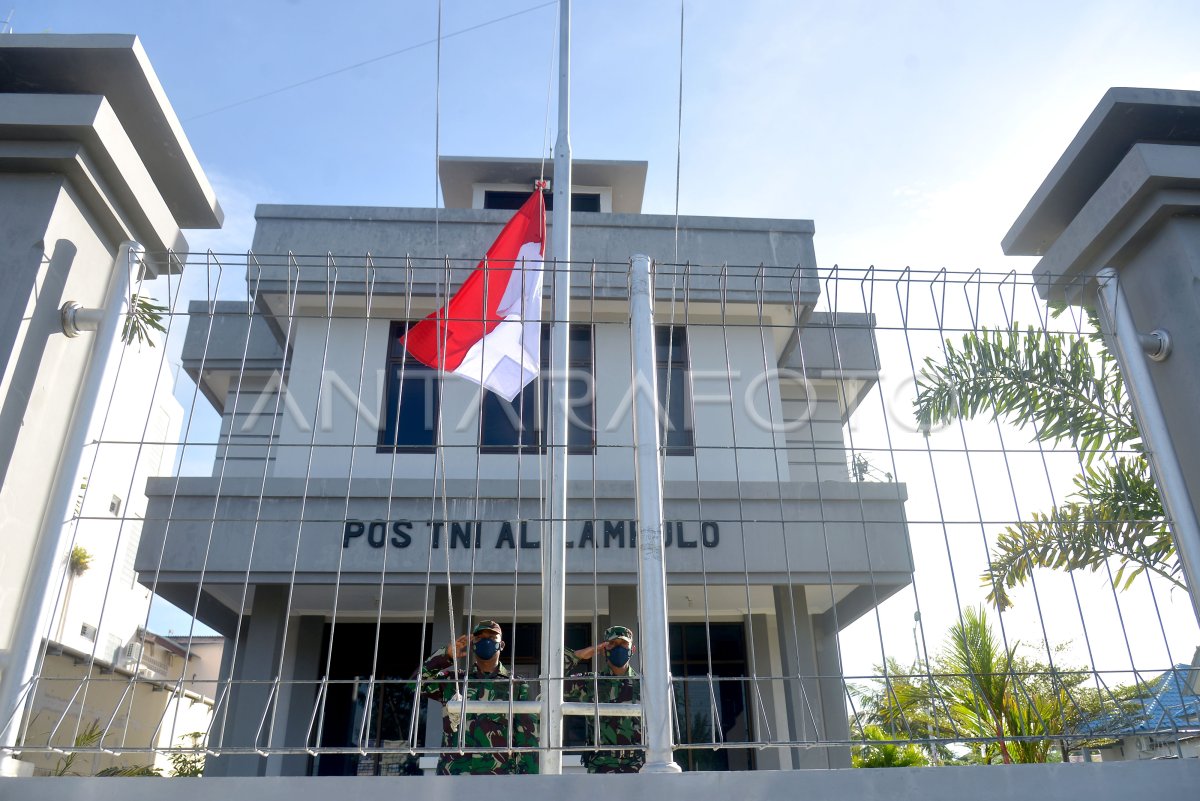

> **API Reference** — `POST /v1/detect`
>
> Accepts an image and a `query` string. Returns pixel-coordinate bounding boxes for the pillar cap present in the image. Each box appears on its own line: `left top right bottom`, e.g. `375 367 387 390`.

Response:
1003 87 1200 258
0 33 222 230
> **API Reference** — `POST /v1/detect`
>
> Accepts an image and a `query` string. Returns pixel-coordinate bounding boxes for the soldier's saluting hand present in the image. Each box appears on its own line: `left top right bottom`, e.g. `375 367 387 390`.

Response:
419 620 537 775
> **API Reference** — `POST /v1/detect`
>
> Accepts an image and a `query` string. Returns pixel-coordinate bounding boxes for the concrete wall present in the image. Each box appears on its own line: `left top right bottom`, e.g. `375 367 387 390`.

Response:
7 760 1200 799
16 650 214 777
137 477 911 591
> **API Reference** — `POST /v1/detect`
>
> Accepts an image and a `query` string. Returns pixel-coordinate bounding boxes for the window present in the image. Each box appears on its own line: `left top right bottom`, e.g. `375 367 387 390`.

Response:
109 494 122 517
479 325 594 453
657 325 694 455
378 321 440 452
670 622 755 771
80 622 98 642
483 190 601 212
119 522 141 589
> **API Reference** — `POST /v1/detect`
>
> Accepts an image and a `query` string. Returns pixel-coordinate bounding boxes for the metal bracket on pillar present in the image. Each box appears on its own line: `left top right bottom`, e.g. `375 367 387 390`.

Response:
60 301 106 338
1138 329 1171 362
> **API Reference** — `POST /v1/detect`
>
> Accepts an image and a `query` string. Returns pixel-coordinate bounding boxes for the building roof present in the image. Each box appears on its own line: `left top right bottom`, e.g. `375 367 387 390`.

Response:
1083 664 1200 737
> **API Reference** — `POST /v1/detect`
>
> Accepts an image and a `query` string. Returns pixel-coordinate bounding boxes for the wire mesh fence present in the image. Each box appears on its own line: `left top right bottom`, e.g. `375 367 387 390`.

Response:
5 249 1198 777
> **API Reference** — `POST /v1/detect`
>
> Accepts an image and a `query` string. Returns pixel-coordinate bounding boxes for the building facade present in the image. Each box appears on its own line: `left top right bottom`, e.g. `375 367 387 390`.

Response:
139 156 913 775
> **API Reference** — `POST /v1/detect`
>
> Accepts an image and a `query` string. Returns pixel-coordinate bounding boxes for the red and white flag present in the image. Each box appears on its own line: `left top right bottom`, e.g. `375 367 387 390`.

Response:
401 190 546 401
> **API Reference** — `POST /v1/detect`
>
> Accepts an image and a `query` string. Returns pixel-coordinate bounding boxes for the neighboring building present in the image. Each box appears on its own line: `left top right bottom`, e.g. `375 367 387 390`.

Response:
1087 649 1200 762
140 156 914 776
20 303 224 778
52 343 183 667
22 633 220 776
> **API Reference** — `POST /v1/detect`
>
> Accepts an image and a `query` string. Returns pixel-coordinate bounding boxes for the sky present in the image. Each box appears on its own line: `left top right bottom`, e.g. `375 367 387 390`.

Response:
15 1 1200 680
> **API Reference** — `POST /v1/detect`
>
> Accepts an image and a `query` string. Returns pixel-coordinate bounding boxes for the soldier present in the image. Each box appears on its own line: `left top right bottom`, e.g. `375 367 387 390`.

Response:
419 619 538 774
564 625 644 773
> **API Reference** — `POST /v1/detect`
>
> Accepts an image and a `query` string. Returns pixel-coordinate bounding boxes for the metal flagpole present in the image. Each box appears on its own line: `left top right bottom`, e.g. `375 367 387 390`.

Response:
539 0 571 775
630 254 682 773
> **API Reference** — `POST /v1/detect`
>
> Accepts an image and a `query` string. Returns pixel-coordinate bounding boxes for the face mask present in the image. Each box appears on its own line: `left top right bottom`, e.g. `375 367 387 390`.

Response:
474 638 501 660
607 645 631 668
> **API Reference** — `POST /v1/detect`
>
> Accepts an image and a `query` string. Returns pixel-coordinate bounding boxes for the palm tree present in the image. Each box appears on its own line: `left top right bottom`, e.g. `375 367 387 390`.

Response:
914 307 1181 608
851 725 929 768
121 294 168 347
853 609 1144 764
50 720 161 776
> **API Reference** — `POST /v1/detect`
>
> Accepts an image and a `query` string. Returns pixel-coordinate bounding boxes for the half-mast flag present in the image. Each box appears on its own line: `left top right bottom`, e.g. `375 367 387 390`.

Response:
401 190 546 401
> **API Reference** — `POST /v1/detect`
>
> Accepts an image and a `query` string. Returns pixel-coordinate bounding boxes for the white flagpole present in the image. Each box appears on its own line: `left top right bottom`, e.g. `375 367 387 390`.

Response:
540 0 571 776
629 255 682 773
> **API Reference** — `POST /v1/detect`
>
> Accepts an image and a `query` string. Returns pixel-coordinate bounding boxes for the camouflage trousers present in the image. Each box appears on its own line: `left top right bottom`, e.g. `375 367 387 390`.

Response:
437 752 537 775
584 749 644 774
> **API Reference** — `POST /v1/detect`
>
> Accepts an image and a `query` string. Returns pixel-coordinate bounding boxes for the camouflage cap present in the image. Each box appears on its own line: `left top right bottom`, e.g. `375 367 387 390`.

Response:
604 625 634 643
472 620 503 637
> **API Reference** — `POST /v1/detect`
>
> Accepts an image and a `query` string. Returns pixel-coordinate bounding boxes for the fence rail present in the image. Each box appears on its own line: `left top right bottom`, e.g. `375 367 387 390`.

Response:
4 251 1197 777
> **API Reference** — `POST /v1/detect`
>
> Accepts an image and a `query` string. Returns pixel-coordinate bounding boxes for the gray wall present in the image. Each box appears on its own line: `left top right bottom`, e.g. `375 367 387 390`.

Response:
9 760 1200 800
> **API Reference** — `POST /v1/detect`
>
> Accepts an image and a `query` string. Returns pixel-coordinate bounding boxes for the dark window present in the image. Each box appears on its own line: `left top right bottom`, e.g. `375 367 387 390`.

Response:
483 190 602 212
670 622 755 771
480 325 594 453
378 321 440 453
506 621 593 673
657 326 694 455
313 622 431 776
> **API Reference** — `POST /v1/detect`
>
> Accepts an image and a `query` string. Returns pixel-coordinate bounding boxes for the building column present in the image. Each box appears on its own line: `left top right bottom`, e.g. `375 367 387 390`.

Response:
815 617 850 768
607 584 639 656
266 615 323 776
423 585 464 752
747 612 790 770
207 585 289 777
203 617 247 778
773 585 827 769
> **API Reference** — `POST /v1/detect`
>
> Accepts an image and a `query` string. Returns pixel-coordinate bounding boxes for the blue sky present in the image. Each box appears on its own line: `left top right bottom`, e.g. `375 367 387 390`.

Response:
19 0 1200 269
16 2 1200 669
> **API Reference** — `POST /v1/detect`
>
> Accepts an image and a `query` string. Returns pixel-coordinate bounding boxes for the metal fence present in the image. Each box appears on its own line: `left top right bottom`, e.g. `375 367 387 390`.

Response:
4 250 1198 777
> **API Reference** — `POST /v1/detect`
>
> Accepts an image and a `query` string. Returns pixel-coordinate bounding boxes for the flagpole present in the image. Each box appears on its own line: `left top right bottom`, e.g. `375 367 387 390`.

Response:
540 0 571 776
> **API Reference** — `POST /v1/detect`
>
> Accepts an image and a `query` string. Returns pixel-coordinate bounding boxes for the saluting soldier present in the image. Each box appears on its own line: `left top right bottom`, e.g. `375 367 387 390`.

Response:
419 620 538 774
564 625 644 773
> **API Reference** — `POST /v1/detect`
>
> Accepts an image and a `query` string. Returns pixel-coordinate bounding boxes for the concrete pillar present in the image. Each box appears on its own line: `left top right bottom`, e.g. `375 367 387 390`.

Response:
607 584 640 668
746 613 790 770
423 585 464 751
814 619 850 768
204 617 248 778
773 585 827 768
266 615 323 776
0 36 220 763
210 586 289 777
1003 89 1200 621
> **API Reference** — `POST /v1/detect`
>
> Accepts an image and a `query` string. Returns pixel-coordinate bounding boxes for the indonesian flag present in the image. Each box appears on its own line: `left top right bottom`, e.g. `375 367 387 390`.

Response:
401 190 546 401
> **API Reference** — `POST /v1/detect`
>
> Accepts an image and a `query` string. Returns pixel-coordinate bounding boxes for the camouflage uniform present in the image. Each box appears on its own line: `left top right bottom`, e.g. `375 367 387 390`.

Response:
419 622 538 775
563 626 644 773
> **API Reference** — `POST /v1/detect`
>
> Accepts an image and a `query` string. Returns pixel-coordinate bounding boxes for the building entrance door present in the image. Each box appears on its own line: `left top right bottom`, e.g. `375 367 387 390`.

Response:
670 622 755 770
312 622 431 776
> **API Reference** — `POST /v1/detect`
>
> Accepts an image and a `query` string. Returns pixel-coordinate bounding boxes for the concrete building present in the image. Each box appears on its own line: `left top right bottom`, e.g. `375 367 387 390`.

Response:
141 156 914 776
